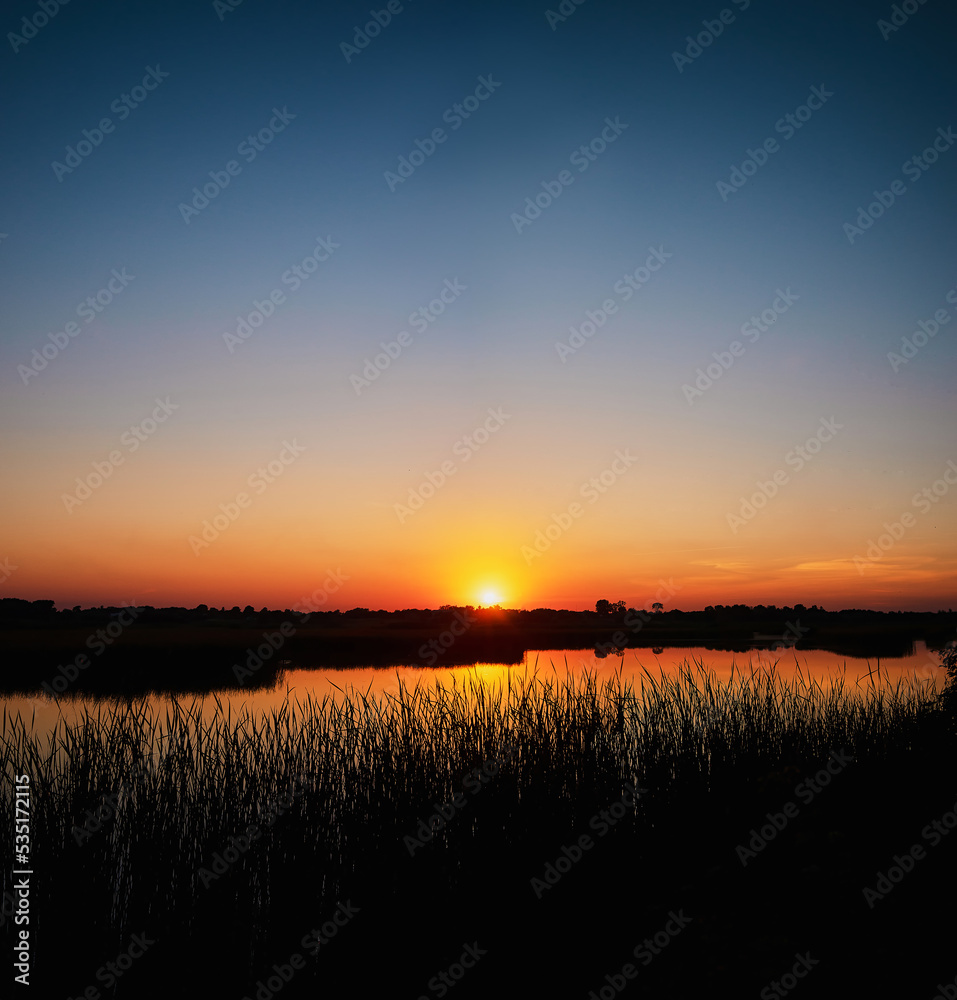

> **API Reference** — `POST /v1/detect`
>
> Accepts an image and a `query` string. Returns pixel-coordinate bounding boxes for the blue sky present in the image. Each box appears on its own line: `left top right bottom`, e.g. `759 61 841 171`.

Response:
1 0 955 609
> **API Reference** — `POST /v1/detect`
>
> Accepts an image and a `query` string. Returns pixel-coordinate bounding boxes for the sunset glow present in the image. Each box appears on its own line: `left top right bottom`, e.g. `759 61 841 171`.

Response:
1 3 954 615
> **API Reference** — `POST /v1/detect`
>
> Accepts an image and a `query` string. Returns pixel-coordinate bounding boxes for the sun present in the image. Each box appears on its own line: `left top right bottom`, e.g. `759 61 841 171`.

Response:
479 588 503 607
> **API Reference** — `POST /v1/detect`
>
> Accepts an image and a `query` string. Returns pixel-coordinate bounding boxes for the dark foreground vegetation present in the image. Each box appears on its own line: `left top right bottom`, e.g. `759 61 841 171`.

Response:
1 598 955 694
1 658 955 999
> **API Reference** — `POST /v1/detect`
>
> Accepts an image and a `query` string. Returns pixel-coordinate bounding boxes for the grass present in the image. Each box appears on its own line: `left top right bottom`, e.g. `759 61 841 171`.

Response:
1 659 953 998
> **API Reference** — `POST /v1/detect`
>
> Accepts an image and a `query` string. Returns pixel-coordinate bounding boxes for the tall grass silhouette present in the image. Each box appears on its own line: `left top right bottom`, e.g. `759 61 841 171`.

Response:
0 658 949 996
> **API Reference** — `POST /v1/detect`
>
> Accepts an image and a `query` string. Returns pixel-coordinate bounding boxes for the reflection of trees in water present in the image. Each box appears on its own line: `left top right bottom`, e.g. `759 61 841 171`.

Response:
594 644 625 659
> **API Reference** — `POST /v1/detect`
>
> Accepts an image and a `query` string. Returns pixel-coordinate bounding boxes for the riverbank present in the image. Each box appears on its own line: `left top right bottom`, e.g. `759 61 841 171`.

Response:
1 607 954 693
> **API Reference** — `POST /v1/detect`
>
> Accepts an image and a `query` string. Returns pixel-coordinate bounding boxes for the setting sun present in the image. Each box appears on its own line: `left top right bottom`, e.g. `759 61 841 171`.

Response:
479 588 504 606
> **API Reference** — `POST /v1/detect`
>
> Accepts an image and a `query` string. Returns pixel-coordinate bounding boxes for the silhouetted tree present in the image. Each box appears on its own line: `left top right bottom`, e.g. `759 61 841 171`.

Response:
596 599 627 615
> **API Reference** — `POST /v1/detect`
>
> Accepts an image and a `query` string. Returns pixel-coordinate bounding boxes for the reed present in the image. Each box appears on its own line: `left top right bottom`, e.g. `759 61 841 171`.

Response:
0 659 948 996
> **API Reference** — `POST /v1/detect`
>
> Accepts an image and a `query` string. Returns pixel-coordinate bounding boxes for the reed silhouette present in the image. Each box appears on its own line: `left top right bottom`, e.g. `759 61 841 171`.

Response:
1 660 953 998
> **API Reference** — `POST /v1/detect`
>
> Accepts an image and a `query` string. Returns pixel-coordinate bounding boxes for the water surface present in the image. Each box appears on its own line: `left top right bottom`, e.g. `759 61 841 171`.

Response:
2 643 946 738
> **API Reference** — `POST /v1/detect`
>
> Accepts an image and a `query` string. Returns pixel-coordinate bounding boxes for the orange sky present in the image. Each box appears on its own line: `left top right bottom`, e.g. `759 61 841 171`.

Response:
3 418 955 610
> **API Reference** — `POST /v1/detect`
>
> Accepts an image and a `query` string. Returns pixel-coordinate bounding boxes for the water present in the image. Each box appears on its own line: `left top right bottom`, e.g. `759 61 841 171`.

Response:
1 642 946 737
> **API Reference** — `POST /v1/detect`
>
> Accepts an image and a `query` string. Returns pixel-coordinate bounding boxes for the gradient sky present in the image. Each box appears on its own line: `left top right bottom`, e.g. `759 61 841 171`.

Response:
1 0 955 611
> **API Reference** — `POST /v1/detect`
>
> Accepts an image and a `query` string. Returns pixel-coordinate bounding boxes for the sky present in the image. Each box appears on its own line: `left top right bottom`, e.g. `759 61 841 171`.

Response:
1 0 955 612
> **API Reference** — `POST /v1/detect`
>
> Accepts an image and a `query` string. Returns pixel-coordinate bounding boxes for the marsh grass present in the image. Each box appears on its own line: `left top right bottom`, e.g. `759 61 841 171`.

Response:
0 658 950 996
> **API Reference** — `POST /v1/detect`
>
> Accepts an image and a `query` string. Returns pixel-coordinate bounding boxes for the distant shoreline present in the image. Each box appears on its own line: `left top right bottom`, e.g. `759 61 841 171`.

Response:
1 606 953 695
